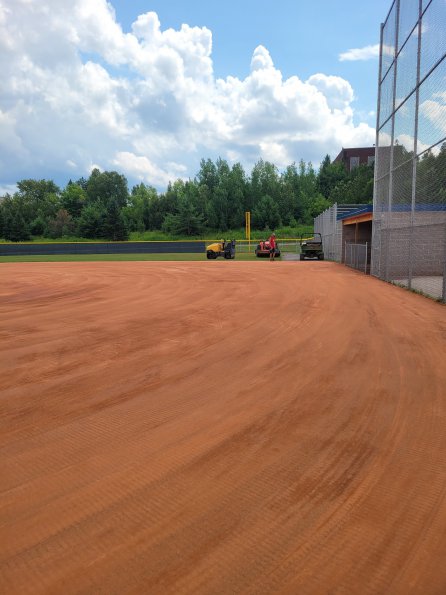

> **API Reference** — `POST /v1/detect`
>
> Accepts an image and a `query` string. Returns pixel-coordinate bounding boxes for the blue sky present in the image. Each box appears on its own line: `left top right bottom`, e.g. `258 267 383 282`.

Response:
0 0 392 193
113 0 390 117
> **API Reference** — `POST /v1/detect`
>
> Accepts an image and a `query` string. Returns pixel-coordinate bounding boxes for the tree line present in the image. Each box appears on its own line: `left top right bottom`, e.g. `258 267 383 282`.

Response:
0 156 375 241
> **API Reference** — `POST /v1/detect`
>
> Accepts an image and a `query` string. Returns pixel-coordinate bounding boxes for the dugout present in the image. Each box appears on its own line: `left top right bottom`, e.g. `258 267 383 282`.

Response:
339 206 373 273
314 203 370 262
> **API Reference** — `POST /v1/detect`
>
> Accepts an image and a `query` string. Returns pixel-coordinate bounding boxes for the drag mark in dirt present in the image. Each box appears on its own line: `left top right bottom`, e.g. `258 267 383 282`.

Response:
0 261 445 594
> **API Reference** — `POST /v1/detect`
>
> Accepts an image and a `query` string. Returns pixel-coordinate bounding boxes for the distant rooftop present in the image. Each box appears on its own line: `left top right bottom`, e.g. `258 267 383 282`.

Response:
334 147 375 172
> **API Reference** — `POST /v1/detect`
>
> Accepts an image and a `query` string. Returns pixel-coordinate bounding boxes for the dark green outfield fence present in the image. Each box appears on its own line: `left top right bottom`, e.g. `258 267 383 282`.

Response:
0 241 206 256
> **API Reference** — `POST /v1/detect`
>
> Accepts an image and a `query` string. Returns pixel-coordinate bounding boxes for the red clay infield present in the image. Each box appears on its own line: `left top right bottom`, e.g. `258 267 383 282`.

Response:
1 261 446 594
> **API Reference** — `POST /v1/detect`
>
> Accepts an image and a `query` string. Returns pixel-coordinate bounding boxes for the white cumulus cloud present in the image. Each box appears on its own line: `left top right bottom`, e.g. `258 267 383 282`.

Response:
420 99 446 136
339 44 380 62
112 152 187 188
0 0 375 190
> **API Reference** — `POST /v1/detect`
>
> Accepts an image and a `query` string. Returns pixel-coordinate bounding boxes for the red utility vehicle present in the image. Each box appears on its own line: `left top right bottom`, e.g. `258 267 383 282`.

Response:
255 240 281 258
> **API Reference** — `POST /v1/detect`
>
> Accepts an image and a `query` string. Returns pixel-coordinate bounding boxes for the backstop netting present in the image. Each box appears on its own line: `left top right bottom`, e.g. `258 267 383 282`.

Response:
373 0 446 301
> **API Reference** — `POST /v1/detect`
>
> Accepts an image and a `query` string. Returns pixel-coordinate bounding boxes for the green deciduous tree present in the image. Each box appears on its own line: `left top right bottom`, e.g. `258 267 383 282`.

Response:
61 183 86 218
0 147 383 240
196 158 218 195
252 195 281 230
417 144 446 204
14 179 61 228
305 194 331 220
329 164 374 204
124 183 158 231
250 159 281 210
86 169 129 209
281 163 303 221
317 155 347 199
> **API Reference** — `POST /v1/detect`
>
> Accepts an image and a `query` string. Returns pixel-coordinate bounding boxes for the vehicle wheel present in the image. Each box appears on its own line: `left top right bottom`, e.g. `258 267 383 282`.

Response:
318 254 325 260
300 254 305 261
207 252 213 259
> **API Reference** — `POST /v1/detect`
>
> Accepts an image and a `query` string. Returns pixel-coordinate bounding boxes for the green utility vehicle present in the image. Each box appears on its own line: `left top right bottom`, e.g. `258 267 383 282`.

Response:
299 233 324 260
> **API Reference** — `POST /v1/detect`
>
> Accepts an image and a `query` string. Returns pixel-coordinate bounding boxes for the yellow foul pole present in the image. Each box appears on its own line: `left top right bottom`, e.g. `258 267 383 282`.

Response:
245 211 251 252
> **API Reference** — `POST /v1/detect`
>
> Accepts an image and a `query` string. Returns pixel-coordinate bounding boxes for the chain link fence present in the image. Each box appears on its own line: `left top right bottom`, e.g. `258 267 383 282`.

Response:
314 204 342 261
344 242 370 274
235 239 301 255
373 0 446 301
314 204 370 263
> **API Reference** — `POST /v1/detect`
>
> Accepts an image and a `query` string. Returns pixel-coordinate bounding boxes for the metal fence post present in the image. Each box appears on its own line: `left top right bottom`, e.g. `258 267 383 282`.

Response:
443 222 446 302
408 0 423 290
383 0 400 283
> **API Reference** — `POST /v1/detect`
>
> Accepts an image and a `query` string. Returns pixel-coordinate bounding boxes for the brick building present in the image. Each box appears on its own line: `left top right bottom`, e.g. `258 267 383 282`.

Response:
334 147 375 172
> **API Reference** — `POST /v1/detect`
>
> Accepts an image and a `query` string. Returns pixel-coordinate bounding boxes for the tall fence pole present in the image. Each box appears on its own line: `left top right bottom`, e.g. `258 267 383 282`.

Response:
443 223 446 302
408 0 423 290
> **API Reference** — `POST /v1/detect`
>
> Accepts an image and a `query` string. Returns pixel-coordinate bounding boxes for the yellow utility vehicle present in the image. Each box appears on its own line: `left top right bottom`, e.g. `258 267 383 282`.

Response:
206 239 236 259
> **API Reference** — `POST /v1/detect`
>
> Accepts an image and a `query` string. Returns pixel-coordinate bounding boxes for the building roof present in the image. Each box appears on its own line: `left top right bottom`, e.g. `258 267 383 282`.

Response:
336 204 371 220
340 205 374 225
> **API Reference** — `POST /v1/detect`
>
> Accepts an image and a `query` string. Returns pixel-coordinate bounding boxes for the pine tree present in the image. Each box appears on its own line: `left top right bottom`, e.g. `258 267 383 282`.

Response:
102 200 129 241
3 208 31 241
